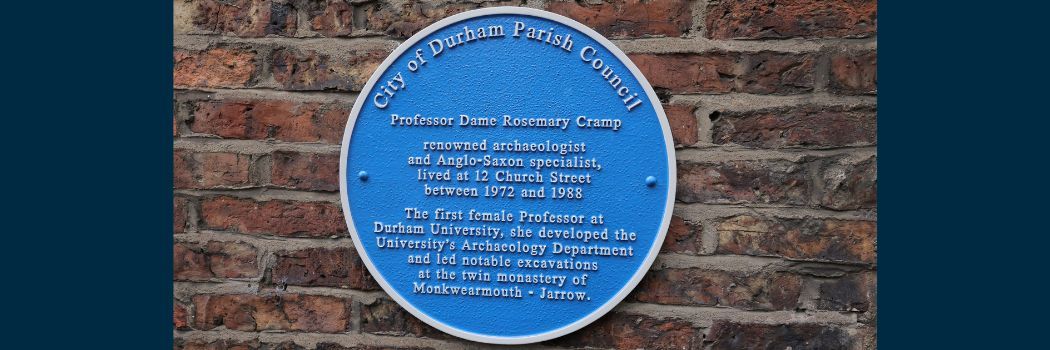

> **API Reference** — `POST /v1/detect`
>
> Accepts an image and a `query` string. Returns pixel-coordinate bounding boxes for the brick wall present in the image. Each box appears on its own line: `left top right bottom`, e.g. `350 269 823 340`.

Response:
173 1 877 349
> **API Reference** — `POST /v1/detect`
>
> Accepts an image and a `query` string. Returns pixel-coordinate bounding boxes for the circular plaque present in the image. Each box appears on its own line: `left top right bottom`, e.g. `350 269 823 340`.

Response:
340 7 675 344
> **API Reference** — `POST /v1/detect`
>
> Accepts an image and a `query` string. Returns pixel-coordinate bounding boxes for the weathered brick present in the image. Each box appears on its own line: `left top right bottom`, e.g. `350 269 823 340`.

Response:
271 247 379 290
174 46 258 88
546 0 691 39
545 312 702 349
706 0 877 39
676 160 810 205
360 298 451 340
305 0 354 37
270 47 386 91
174 150 253 189
664 104 698 146
174 302 190 330
630 52 737 94
705 321 853 349
831 50 877 95
187 0 296 37
199 196 347 237
717 215 876 264
712 105 877 149
175 339 305 350
362 0 523 38
175 196 191 233
632 268 802 311
630 52 815 95
270 151 339 192
174 241 260 280
187 99 349 143
820 156 876 210
662 215 703 254
738 52 816 94
192 294 350 333
817 272 875 313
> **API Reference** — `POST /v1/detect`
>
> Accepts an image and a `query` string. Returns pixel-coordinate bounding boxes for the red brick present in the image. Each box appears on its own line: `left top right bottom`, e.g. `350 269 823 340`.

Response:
712 105 877 149
174 241 259 280
817 272 875 313
174 150 252 189
175 196 191 233
189 0 296 37
545 312 702 349
360 298 451 339
305 0 354 37
271 151 339 192
633 268 801 311
706 321 853 349
192 294 350 333
676 160 810 205
362 0 523 38
271 247 379 290
174 302 190 330
199 196 347 237
546 0 691 39
630 52 815 94
630 53 737 94
705 0 876 39
738 52 816 94
174 46 257 88
270 47 385 92
662 215 703 254
664 104 698 146
820 156 876 210
188 99 349 143
831 50 877 95
717 215 876 264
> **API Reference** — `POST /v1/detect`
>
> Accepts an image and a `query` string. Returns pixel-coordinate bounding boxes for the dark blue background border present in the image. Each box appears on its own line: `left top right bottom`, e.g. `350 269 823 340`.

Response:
2 2 172 347
879 1 1046 348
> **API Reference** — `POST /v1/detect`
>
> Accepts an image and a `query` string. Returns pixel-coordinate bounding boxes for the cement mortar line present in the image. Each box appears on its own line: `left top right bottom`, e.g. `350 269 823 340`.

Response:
675 146 877 162
174 280 260 301
173 329 568 350
652 254 786 273
668 93 877 110
673 202 877 221
612 36 876 54
173 137 875 161
653 253 874 272
173 86 874 111
613 302 858 328
280 286 389 304
175 87 360 104
174 83 367 95
174 188 341 203
174 138 341 155
173 281 385 305
173 33 875 55
173 35 401 57
173 185 879 216
176 231 356 251
692 0 711 38
175 229 871 276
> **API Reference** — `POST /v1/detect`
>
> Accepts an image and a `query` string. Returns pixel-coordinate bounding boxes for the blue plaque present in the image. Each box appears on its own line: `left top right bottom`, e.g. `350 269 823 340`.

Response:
339 7 675 344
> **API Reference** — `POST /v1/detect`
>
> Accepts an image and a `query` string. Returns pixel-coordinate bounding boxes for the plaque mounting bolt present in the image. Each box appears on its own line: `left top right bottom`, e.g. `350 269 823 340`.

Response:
645 176 657 187
358 171 369 181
